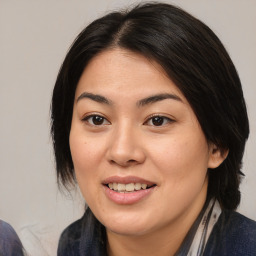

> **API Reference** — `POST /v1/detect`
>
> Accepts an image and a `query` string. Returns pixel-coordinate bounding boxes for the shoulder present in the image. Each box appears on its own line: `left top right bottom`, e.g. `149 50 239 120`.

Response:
57 217 84 256
0 220 24 256
204 211 256 256
57 216 85 256
57 209 107 256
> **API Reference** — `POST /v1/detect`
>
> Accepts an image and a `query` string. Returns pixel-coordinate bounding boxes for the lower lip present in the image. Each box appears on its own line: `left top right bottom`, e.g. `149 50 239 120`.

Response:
103 186 155 205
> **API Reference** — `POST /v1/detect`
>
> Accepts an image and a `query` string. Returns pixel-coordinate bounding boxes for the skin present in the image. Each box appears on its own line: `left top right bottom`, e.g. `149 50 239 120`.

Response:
69 49 226 256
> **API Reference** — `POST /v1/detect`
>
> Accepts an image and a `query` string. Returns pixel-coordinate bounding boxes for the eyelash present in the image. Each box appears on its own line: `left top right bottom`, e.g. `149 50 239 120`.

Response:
144 115 174 127
82 114 110 126
82 114 174 127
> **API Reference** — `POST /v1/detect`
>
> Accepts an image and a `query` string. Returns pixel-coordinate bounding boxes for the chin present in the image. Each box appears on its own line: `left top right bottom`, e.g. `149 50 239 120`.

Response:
106 223 150 237
100 212 152 236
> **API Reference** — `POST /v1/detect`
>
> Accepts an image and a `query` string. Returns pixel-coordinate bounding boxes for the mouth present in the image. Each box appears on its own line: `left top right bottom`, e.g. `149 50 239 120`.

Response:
102 176 157 195
106 182 156 193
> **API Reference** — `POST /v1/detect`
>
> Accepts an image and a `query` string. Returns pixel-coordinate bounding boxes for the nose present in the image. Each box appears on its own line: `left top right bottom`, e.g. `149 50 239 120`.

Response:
106 123 146 167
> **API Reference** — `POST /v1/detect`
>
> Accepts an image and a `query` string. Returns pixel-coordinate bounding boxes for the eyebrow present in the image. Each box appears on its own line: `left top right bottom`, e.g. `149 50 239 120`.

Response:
76 92 112 105
137 93 182 107
76 92 182 106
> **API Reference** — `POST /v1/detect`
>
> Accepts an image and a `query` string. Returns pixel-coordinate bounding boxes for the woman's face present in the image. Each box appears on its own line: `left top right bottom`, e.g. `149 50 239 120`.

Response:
70 49 222 237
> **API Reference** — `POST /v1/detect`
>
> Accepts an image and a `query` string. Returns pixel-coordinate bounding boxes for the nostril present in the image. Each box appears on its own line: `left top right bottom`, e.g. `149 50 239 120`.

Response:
128 159 136 163
109 158 137 166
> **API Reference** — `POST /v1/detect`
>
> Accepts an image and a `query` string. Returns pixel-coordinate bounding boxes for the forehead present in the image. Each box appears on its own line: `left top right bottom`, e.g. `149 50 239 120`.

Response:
75 48 186 103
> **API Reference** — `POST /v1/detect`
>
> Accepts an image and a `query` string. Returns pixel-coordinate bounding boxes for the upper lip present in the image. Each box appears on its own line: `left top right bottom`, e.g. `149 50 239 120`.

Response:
102 176 156 186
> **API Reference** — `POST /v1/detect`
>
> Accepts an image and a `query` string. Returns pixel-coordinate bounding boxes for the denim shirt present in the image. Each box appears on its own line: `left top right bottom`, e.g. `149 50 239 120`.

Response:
204 210 256 256
58 208 256 256
0 220 24 256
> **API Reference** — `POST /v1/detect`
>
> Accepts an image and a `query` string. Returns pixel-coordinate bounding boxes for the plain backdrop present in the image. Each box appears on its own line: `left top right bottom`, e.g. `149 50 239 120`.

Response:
0 0 255 255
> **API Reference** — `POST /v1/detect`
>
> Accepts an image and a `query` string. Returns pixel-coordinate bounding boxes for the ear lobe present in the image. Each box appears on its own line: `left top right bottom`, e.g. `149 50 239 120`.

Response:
208 144 229 169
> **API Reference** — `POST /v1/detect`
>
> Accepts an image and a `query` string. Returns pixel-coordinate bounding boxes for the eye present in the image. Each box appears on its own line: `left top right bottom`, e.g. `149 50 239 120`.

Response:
83 114 110 126
144 115 174 126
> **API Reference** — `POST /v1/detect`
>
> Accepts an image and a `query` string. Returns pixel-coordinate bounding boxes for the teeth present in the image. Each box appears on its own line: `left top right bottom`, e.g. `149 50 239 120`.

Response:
117 183 126 191
141 184 147 189
108 183 149 192
135 183 141 190
113 183 118 190
125 183 135 192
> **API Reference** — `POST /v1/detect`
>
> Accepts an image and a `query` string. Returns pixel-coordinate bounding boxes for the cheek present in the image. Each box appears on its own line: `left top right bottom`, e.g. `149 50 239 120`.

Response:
149 133 209 183
69 127 103 170
70 139 101 207
69 129 103 196
70 136 90 172
151 137 209 213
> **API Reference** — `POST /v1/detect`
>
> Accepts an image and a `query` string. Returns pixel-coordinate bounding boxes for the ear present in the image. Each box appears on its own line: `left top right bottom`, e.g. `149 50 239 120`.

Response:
208 144 229 169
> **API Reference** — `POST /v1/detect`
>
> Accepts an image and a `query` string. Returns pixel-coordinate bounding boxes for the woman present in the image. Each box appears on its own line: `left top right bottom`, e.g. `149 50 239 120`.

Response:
51 3 256 255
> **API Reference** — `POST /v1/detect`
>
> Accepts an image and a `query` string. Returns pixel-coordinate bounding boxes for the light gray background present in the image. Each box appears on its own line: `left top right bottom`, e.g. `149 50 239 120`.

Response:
0 0 255 255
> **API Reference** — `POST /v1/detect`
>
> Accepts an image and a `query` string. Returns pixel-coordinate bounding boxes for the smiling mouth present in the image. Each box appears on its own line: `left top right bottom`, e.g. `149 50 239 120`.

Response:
106 183 156 193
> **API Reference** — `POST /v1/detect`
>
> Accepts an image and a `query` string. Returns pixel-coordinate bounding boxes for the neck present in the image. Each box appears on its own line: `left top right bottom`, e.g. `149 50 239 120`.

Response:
106 189 208 256
107 226 185 256
107 205 205 256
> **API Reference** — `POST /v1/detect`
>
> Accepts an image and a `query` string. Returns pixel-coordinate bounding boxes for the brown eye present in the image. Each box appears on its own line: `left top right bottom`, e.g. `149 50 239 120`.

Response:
145 115 174 127
83 115 110 126
151 116 164 126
